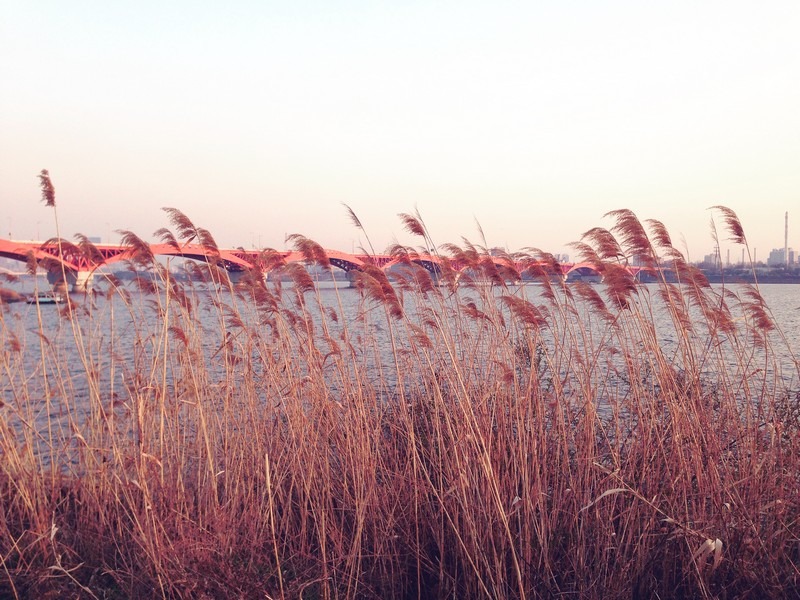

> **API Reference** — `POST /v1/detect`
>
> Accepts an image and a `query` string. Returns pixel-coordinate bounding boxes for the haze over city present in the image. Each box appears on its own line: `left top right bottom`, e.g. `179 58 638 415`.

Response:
1 1 798 261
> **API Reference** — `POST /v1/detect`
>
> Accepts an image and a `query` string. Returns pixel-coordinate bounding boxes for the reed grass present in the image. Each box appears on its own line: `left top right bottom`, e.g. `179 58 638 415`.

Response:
0 207 798 599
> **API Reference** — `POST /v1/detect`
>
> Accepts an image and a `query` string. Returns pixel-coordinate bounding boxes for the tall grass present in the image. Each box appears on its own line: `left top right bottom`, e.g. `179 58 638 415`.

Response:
0 207 798 598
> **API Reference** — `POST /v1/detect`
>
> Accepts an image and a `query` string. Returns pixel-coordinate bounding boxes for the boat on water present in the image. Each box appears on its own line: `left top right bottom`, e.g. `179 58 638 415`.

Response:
26 292 66 304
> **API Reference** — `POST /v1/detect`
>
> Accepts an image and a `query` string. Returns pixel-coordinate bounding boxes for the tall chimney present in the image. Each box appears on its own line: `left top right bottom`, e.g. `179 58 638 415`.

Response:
785 211 789 267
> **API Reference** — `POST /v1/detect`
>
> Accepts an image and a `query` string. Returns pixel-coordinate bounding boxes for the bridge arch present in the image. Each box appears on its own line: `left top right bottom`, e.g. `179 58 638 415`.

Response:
279 250 367 273
564 261 646 282
382 255 444 275
564 262 603 282
0 238 113 290
148 243 253 271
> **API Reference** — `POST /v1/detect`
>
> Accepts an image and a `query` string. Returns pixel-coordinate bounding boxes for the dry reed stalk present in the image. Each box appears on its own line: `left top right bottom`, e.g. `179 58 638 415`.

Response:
1 206 798 598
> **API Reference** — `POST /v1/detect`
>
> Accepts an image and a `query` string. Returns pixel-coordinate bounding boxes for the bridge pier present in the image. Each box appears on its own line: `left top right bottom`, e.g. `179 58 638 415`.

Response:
46 268 70 293
73 270 93 292
227 270 245 285
46 268 93 293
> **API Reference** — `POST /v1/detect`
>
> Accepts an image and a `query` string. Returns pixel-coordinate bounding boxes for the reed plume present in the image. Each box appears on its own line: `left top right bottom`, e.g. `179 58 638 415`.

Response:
605 208 656 266
581 226 624 261
196 227 218 253
286 233 331 269
342 203 377 256
38 169 56 207
399 212 426 238
24 250 39 275
117 229 155 266
281 262 316 294
162 207 197 242
1 203 798 599
74 233 106 265
601 262 638 309
710 205 747 246
153 227 181 252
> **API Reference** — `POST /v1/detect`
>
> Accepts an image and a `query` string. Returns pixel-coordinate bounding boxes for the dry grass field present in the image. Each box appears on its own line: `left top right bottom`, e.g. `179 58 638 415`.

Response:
1 204 798 598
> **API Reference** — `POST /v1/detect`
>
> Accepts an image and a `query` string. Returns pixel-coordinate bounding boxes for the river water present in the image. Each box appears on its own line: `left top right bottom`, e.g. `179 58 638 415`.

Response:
1 276 799 462
2 276 799 379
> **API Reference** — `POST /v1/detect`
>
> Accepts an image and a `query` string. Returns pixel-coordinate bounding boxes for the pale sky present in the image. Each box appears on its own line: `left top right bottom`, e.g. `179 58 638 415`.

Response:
1 0 798 262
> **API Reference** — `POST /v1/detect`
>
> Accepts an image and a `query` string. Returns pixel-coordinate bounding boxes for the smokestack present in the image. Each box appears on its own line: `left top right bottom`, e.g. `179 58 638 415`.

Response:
742 248 745 265
785 211 789 267
727 249 730 266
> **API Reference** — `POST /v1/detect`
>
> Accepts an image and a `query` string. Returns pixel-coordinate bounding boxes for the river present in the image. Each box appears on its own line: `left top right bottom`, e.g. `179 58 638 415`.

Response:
1 276 798 462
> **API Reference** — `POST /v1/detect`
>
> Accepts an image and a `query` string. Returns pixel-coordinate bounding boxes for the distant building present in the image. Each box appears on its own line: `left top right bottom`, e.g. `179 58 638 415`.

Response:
767 248 786 267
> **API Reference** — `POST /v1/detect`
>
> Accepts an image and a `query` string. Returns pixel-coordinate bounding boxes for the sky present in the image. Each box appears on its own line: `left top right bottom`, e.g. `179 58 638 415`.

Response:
1 0 799 262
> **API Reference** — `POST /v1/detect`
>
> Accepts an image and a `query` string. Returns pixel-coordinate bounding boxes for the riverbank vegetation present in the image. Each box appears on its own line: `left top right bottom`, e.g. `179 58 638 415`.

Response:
1 207 798 598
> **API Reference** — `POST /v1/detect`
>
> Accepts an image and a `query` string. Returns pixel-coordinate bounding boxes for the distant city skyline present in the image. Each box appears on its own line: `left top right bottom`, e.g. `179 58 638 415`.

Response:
2 1 798 261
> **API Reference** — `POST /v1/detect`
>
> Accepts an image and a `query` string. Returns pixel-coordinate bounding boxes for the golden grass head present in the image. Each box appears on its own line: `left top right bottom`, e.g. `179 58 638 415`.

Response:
25 250 38 276
605 208 653 261
287 234 330 269
74 233 105 264
38 169 56 207
343 202 364 230
118 229 155 266
399 213 426 238
162 207 197 242
154 227 181 252
581 227 624 261
710 205 747 246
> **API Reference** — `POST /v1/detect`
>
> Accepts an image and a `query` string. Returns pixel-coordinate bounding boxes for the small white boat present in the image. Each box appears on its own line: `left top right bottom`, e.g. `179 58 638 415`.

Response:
26 292 66 304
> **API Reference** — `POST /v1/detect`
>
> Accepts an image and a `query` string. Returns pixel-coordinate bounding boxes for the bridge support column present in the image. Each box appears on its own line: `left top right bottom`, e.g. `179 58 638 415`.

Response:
226 270 245 285
72 270 93 292
46 268 73 293
45 268 93 292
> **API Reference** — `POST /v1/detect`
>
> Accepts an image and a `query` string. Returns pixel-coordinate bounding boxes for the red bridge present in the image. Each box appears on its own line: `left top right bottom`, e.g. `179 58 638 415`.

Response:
0 237 643 292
